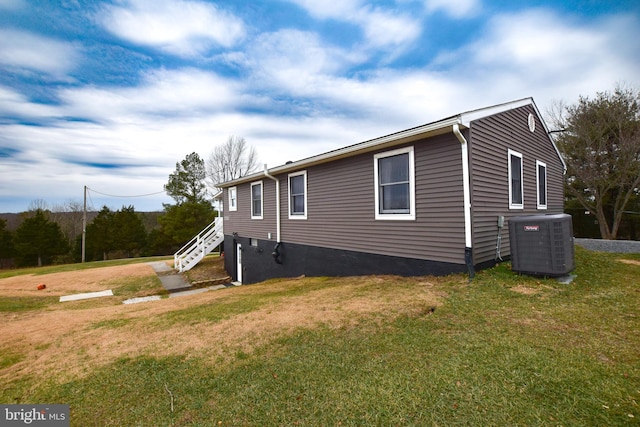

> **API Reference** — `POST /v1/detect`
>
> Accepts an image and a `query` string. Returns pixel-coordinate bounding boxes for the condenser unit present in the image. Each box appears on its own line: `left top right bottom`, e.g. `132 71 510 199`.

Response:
508 214 575 276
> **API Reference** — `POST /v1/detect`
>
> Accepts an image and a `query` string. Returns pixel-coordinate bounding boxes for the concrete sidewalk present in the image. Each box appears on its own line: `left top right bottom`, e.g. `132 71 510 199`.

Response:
147 261 191 292
146 261 237 298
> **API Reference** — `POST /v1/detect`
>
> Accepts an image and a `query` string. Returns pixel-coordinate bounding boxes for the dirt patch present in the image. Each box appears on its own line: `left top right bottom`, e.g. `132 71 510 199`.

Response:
0 263 155 297
619 259 640 266
184 255 228 284
510 285 541 295
0 271 446 390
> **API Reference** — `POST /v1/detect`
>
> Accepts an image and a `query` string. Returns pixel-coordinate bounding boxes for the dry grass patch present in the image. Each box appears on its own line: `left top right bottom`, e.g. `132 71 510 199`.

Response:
0 263 155 297
1 272 447 392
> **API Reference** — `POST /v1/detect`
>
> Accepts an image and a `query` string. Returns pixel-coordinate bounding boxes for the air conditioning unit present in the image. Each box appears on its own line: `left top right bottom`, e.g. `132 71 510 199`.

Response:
508 213 575 276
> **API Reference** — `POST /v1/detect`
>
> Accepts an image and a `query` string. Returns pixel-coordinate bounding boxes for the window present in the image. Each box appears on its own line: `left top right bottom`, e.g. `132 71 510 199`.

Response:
228 187 237 211
537 161 547 209
374 146 415 220
251 181 263 219
288 171 307 219
508 149 524 209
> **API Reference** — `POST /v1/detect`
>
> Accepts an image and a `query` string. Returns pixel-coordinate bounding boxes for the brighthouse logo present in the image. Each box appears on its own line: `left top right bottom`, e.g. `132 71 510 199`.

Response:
2 405 69 426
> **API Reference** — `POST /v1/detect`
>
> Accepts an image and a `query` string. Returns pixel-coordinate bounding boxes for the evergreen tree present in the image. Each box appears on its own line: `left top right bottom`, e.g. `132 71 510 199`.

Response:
113 206 147 257
159 201 216 245
14 210 69 267
86 206 115 261
160 152 216 247
0 219 14 268
164 152 208 204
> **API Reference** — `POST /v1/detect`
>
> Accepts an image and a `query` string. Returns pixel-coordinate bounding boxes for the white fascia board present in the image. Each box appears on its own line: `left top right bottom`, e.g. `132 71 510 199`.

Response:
459 97 567 174
268 117 461 176
458 97 533 127
529 99 568 174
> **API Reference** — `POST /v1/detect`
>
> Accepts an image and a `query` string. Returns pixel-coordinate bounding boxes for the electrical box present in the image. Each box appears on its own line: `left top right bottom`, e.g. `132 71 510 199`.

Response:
508 214 575 276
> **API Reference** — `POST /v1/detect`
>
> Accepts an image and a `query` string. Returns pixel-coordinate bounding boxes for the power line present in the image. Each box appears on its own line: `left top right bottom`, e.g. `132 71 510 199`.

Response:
86 186 166 198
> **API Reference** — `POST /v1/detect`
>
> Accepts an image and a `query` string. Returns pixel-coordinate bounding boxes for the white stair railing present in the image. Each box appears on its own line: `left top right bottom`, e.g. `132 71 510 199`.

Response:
174 217 224 272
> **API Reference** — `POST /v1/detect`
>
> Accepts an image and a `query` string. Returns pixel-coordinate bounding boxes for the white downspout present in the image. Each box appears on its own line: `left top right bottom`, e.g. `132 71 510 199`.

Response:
453 123 474 280
263 164 281 242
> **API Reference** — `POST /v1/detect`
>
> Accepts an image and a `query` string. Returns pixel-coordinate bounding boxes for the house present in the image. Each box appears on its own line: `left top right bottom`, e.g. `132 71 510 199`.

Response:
218 98 566 284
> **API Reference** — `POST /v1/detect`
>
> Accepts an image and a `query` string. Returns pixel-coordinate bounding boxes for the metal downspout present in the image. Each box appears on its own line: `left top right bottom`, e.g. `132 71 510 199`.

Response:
263 165 282 262
452 123 475 281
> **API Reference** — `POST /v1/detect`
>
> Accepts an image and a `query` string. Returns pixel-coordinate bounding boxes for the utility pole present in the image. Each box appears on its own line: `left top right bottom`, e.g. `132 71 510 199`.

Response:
82 185 87 263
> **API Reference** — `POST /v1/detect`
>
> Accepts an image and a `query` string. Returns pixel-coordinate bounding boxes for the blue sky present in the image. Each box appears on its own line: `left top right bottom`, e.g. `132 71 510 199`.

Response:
1 0 639 213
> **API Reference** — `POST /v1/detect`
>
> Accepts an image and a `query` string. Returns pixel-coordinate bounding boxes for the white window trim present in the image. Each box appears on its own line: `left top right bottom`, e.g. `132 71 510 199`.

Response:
536 160 548 210
228 186 237 211
374 146 416 221
250 181 263 220
508 149 524 210
288 170 307 220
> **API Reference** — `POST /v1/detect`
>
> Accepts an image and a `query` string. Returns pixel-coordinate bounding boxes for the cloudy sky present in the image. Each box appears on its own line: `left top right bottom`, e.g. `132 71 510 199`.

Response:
1 0 638 213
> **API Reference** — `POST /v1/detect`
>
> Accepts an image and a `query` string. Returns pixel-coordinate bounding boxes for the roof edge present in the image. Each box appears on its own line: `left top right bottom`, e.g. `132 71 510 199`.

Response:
218 97 567 188
459 97 533 127
219 116 462 187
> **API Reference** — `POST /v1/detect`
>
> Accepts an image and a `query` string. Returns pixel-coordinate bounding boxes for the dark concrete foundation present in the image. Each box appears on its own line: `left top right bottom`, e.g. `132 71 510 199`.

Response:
223 235 472 285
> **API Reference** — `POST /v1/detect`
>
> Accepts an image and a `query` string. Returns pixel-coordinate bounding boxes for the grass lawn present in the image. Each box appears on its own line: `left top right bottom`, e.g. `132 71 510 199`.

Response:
0 247 638 426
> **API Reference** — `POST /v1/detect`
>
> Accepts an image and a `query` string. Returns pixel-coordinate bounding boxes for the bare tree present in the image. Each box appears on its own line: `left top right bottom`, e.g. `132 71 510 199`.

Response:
549 85 640 239
50 200 85 247
27 199 49 213
206 136 259 192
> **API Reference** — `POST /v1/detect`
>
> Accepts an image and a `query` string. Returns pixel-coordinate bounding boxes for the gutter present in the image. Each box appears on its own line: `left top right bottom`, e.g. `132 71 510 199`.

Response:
452 123 475 280
263 164 281 243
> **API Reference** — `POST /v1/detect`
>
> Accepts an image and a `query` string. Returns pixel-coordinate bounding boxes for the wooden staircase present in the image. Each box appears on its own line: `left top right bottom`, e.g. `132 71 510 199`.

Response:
174 217 223 272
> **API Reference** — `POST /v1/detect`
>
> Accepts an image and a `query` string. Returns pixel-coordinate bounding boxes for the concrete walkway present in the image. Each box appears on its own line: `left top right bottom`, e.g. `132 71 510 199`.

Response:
147 261 192 293
146 260 237 299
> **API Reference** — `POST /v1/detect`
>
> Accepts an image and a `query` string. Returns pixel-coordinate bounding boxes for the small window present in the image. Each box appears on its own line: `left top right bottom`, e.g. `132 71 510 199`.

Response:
250 238 258 247
228 187 237 211
288 171 307 219
251 181 263 219
374 146 415 220
508 149 524 209
537 161 547 209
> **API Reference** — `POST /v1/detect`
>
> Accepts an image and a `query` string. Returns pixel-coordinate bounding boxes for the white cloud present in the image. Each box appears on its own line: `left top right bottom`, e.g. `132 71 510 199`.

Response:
58 68 247 124
424 0 480 18
435 9 640 104
99 0 245 57
0 85 60 118
359 7 422 49
239 30 365 90
0 29 79 76
287 0 421 49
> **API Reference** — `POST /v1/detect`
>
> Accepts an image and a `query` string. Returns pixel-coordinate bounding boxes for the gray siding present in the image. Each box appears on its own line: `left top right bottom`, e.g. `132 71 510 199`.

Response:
468 105 564 265
224 178 277 240
228 134 467 265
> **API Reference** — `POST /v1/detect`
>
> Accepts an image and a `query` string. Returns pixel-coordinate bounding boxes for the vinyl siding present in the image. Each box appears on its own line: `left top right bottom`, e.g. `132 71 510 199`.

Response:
227 134 466 265
224 178 277 240
468 105 564 265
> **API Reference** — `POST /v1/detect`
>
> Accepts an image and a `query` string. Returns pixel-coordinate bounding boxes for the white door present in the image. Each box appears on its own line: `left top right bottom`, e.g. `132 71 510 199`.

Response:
236 243 242 283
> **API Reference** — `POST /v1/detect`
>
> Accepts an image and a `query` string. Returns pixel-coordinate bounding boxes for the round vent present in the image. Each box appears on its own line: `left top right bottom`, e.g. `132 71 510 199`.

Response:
528 113 536 133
